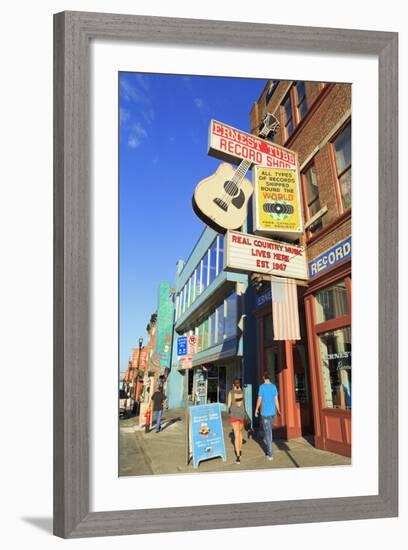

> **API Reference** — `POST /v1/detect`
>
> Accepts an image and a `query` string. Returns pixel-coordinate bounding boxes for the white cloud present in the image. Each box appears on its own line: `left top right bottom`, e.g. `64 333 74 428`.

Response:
128 123 148 149
134 74 149 91
120 107 130 125
194 97 205 109
128 136 140 149
142 108 155 124
120 77 143 102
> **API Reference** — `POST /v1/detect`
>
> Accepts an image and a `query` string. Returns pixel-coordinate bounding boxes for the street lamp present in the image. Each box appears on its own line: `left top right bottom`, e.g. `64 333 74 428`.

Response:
137 336 143 374
134 337 144 414
130 337 143 412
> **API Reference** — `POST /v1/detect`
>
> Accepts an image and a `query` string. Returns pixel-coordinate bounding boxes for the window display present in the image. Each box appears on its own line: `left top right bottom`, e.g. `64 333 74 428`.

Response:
293 344 309 403
319 327 351 409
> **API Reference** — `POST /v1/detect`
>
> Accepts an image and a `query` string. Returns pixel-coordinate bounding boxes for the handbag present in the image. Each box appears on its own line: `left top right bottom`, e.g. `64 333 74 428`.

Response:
244 410 251 431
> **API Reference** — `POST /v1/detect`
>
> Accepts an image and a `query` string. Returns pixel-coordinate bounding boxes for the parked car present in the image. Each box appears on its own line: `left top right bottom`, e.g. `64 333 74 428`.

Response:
119 389 134 418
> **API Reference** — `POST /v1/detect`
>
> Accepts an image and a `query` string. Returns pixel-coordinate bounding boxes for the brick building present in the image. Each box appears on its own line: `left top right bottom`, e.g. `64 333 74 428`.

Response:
250 81 351 456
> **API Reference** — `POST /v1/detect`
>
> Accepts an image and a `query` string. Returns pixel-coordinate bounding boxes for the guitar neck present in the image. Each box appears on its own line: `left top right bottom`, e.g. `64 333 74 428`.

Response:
232 159 252 184
231 123 275 184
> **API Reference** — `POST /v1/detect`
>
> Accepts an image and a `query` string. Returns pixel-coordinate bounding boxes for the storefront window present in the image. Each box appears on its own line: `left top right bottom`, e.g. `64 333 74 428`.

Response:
182 285 187 314
209 240 217 285
196 264 202 298
293 344 309 403
224 292 237 339
319 327 352 409
201 318 209 350
186 278 191 309
190 273 195 304
209 310 216 347
315 280 348 323
196 323 203 353
202 252 208 292
180 291 184 318
216 303 224 343
217 234 224 275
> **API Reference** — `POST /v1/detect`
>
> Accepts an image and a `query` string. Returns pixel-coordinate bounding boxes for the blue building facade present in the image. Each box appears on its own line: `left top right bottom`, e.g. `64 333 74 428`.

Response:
167 227 257 412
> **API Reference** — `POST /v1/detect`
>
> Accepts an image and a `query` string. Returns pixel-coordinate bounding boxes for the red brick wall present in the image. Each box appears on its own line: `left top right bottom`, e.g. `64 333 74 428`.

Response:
250 80 351 258
307 216 351 261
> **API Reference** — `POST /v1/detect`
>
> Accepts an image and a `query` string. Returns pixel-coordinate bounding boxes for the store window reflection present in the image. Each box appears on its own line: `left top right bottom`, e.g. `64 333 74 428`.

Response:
319 327 351 409
224 292 237 339
217 234 224 274
209 240 217 285
315 280 348 323
293 344 309 403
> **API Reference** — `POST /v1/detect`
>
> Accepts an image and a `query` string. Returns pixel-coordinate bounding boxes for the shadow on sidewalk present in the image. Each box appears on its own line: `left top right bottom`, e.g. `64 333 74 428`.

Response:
162 416 181 431
151 416 181 433
251 429 301 468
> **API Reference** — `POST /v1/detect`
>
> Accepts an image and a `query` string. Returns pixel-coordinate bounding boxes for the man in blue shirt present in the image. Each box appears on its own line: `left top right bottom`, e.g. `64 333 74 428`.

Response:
255 371 281 460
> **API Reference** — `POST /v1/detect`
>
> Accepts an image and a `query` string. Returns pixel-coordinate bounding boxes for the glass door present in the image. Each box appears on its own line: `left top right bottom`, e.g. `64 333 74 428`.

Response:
207 367 218 404
194 368 207 405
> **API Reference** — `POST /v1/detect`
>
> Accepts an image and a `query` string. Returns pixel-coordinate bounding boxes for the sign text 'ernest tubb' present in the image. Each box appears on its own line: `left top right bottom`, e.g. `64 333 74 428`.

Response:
208 120 297 168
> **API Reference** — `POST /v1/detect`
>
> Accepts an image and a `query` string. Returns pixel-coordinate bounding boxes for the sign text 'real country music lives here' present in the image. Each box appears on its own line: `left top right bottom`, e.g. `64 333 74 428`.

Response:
208 119 297 169
225 230 308 280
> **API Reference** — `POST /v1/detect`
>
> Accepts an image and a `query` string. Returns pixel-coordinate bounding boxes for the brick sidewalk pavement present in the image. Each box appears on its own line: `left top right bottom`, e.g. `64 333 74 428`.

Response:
119 407 351 476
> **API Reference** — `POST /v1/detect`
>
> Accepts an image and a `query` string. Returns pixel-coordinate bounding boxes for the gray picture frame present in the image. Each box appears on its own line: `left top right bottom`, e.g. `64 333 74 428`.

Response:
53 11 398 538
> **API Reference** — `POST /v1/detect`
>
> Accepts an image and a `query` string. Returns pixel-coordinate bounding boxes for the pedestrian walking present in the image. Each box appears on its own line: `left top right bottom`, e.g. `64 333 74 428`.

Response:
255 371 281 460
227 378 246 464
150 386 166 433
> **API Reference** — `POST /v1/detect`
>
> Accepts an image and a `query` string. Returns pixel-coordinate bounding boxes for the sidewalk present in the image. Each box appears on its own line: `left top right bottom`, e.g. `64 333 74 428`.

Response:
119 407 351 476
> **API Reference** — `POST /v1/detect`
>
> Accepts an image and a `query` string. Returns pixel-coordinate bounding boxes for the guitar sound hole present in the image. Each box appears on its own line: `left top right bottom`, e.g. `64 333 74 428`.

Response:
223 180 239 196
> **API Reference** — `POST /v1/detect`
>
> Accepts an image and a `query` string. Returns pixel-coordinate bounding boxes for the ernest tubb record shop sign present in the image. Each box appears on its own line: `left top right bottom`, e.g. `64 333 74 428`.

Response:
208 119 297 169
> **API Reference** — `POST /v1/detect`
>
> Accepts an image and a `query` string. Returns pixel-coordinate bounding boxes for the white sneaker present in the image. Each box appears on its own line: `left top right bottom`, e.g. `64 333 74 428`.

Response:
267 455 274 461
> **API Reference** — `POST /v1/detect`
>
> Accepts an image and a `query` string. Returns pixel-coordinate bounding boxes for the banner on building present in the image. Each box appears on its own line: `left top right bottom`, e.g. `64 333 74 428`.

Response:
271 277 301 341
253 165 303 241
154 282 174 369
225 230 308 280
208 119 297 169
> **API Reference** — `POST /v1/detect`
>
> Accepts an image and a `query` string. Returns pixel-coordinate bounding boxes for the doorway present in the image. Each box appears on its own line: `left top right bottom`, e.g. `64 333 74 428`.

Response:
206 365 226 404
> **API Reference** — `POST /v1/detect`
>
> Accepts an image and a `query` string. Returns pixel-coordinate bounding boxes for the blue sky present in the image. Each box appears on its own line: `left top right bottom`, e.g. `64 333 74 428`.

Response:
119 72 267 373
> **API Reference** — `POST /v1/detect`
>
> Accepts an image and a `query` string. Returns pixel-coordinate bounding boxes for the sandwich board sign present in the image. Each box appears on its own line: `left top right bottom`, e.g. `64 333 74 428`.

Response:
189 403 226 468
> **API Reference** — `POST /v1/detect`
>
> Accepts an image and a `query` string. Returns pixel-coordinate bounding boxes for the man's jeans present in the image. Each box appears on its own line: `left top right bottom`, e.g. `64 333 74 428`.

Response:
261 415 275 457
154 410 163 432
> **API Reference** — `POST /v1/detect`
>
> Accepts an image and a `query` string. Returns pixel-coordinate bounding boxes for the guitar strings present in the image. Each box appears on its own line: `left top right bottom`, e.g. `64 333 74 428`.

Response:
217 126 270 209
218 158 251 209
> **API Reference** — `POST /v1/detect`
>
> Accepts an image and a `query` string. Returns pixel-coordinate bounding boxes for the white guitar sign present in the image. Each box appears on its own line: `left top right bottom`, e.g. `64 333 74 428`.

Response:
192 114 280 233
